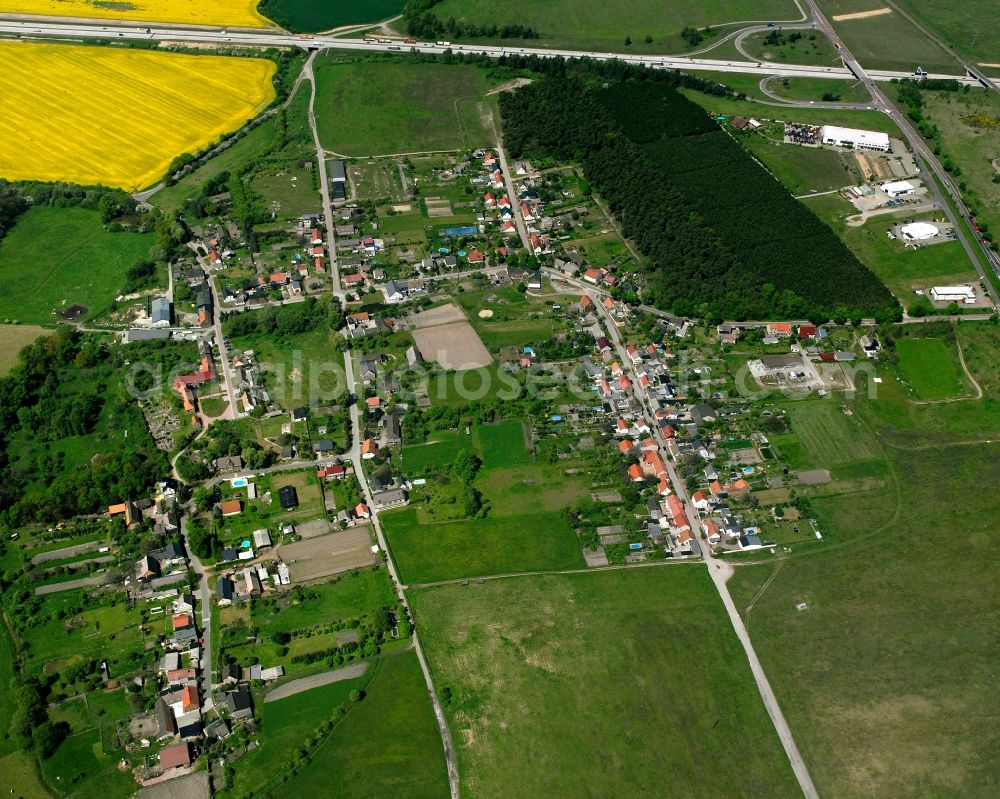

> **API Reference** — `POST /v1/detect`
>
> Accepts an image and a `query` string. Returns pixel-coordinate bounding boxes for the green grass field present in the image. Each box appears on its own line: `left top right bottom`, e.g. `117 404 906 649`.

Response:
410 0 801 53
473 420 530 468
249 569 394 636
272 652 449 799
957 321 1000 397
0 323 47 375
401 433 474 473
741 135 857 194
41 726 136 799
816 0 961 72
761 75 872 104
412 567 799 797
729 385 1000 797
250 163 319 220
314 61 496 155
895 337 967 399
0 207 154 324
382 506 583 584
226 673 368 797
258 0 404 33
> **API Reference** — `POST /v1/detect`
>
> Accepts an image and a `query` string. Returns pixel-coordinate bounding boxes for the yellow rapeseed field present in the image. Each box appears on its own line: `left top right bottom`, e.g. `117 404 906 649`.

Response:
0 42 276 190
0 0 270 28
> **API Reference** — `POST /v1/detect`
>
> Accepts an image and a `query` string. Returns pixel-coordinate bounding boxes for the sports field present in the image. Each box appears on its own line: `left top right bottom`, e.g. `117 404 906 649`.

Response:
0 0 269 27
314 61 496 155
258 0 404 33
415 0 801 53
0 42 275 190
894 336 966 399
0 207 154 324
272 652 449 799
412 567 799 797
729 387 1000 797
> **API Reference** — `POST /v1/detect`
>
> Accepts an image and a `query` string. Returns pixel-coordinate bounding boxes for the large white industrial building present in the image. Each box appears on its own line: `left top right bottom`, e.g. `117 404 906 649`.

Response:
900 222 939 241
819 125 891 152
930 285 976 304
883 180 916 197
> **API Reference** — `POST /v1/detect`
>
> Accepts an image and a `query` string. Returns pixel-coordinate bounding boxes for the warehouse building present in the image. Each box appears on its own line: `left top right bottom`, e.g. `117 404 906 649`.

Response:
328 159 347 202
819 125 890 152
930 285 976 304
900 222 939 241
883 180 916 197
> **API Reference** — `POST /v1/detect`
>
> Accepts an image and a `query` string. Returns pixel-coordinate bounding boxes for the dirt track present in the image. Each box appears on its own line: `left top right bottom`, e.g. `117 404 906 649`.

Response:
412 321 493 369
264 661 369 702
831 7 891 21
278 527 375 583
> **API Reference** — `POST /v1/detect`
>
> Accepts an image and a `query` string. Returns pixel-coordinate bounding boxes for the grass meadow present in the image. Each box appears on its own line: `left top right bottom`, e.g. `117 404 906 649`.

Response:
315 61 496 155
0 324 47 374
411 0 801 53
739 29 843 66
741 135 857 195
891 0 1000 67
729 342 1000 796
0 42 275 190
271 652 449 799
411 567 800 798
816 0 961 72
0 207 154 324
895 336 967 399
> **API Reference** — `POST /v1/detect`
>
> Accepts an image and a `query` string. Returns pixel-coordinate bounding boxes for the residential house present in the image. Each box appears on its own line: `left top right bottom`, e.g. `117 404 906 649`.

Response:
158 742 193 772
766 322 793 338
219 499 242 517
225 687 254 722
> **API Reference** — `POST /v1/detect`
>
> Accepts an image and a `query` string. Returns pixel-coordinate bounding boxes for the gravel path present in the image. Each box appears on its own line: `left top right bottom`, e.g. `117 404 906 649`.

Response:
264 662 369 703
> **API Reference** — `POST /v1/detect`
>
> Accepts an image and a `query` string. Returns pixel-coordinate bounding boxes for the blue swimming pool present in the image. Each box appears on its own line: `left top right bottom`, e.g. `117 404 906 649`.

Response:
231 478 248 488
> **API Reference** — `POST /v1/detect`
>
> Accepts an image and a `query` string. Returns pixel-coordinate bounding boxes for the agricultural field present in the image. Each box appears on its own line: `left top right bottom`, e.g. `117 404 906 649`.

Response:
0 207 155 324
412 567 799 797
957 321 1000 397
894 336 968 399
405 0 801 53
0 0 270 26
816 0 961 72
892 0 1000 68
258 0 404 33
272 652 449 799
0 42 275 190
0 324 47 374
728 386 1000 797
314 61 496 155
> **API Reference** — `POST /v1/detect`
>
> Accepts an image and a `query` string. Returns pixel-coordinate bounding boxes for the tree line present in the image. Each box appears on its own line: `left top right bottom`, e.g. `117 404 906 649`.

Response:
403 0 540 40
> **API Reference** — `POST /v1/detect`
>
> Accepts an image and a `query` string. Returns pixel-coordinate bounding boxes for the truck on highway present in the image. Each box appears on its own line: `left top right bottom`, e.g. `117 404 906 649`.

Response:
435 41 451 46
404 38 416 44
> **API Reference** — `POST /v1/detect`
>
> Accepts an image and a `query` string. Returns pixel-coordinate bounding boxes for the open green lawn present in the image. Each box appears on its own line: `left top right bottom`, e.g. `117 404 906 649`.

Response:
412 567 799 797
741 135 857 194
314 61 496 155
250 163 320 220
0 749 49 798
259 0 404 33
382 506 583 584
402 433 474 473
895 336 967 399
0 324 47 375
957 321 1000 397
407 0 801 54
41 727 135 799
770 398 881 470
272 651 449 799
473 420 530 468
816 0 961 72
729 385 1000 797
227 672 367 797
249 569 394 636
761 75 872 104
23 598 145 672
0 207 154 324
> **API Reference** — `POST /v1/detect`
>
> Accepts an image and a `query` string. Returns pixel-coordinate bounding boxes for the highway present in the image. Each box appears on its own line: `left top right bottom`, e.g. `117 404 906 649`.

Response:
0 18 982 86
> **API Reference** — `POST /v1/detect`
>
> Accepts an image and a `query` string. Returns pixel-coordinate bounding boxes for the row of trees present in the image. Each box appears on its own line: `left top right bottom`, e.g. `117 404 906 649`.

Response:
222 296 344 338
403 0 539 40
